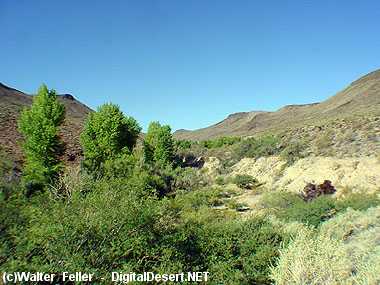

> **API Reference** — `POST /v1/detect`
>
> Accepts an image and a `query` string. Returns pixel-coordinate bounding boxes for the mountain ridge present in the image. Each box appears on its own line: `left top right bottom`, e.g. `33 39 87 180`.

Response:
174 69 380 141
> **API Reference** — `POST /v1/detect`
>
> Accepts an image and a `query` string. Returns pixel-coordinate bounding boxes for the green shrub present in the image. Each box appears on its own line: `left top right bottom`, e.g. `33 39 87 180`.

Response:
280 141 306 165
166 192 289 284
201 137 241 149
174 139 193 150
335 193 380 212
103 152 138 179
215 176 225 185
144 164 176 197
260 191 380 228
146 163 206 198
171 187 223 211
0 185 29 267
271 227 352 285
234 135 280 160
172 167 205 191
259 191 302 210
259 192 336 227
226 199 239 210
194 217 289 284
233 174 258 189
280 195 337 227
18 84 65 189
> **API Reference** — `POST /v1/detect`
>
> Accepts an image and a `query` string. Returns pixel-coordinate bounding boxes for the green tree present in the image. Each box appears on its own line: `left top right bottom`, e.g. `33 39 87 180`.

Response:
80 103 141 174
18 84 65 190
144 121 174 166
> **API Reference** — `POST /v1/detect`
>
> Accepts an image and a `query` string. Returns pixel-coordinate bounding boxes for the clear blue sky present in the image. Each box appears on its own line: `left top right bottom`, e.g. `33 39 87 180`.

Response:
1 0 380 131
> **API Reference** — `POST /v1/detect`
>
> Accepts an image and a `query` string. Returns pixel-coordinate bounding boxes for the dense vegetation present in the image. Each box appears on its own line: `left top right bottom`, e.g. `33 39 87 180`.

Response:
1 85 379 284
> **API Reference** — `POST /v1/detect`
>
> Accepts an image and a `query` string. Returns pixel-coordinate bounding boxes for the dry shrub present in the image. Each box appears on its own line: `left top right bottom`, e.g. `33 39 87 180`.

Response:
320 207 380 285
271 207 380 285
271 228 352 285
50 166 92 199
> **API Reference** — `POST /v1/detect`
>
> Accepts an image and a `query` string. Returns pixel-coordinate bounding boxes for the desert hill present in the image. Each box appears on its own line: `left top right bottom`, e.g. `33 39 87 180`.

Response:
0 83 92 166
174 69 380 141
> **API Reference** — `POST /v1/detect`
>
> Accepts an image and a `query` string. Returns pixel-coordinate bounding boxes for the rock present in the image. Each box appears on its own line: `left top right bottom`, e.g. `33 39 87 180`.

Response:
318 180 336 195
236 206 250 212
212 205 228 210
219 191 232 198
301 180 336 202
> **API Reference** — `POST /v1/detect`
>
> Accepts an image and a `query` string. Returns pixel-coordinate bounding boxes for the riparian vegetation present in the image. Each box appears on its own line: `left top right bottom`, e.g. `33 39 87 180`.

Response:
1 85 379 284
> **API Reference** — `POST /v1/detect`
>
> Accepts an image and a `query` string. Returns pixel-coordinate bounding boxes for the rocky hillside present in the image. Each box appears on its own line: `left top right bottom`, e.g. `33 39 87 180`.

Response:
174 69 380 141
229 156 380 195
0 83 92 167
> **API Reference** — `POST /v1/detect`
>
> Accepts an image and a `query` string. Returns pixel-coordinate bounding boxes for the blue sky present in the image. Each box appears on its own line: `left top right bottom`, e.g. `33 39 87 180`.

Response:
1 0 380 131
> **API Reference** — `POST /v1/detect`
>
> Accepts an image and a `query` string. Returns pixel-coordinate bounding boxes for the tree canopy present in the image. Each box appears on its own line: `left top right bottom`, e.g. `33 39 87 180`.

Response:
80 103 141 174
144 121 174 166
18 84 65 190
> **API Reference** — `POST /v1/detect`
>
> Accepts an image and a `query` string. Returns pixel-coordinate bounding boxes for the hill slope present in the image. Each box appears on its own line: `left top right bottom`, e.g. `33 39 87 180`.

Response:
0 83 92 166
174 69 380 141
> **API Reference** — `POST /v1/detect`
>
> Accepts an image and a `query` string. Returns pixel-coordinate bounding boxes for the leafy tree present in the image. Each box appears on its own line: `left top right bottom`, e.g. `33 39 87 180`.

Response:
174 139 192 150
144 121 174 166
18 84 65 190
80 103 141 174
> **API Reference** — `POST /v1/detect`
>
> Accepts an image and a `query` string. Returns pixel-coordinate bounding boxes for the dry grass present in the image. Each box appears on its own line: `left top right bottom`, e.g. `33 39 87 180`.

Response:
271 207 380 285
